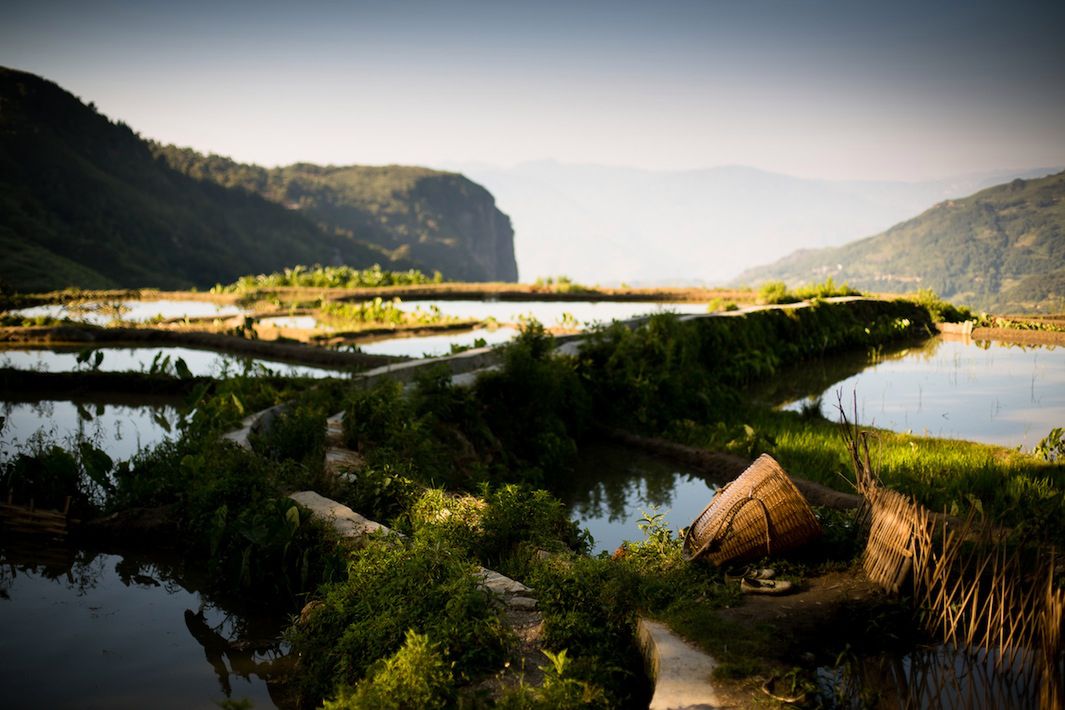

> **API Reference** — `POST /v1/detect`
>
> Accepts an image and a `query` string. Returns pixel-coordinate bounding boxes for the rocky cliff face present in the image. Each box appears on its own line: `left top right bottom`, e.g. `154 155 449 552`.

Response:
404 173 518 282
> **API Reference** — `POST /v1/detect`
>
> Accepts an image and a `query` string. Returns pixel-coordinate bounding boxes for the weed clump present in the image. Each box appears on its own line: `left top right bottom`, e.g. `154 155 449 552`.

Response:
288 532 510 705
322 630 453 710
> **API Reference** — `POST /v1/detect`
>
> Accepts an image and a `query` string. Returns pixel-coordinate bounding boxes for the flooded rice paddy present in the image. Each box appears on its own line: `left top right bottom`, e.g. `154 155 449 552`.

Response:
781 338 1065 449
356 326 520 358
11 300 242 325
11 297 707 331
395 298 709 328
0 347 344 379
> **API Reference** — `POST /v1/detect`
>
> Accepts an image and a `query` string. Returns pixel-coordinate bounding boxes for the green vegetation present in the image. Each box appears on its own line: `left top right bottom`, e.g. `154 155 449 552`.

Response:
317 298 457 329
706 298 739 312
736 170 1065 312
758 281 798 304
757 277 862 305
907 287 974 322
212 264 443 293
532 275 594 294
671 409 1063 545
290 531 510 705
322 631 453 710
578 299 930 431
973 313 1065 332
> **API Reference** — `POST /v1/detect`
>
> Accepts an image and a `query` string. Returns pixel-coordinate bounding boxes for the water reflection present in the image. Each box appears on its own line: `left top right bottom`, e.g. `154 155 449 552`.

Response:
10 299 242 325
395 299 708 328
0 346 343 379
557 441 720 554
0 542 292 709
818 643 1049 709
1 398 181 463
778 338 1065 449
356 326 520 358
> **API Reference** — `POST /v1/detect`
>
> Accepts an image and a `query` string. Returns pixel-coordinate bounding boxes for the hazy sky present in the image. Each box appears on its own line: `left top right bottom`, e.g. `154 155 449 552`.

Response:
3 0 1063 181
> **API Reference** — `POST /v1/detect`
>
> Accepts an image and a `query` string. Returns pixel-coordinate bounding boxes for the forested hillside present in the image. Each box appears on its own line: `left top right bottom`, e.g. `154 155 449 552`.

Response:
0 67 516 291
153 147 518 283
735 171 1065 311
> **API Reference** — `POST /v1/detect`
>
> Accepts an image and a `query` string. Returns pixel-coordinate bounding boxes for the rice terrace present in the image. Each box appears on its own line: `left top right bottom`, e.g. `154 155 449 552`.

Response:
2 3 1064 709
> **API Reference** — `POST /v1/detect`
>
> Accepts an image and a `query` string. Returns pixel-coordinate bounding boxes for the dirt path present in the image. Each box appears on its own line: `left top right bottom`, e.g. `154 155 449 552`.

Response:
707 569 886 705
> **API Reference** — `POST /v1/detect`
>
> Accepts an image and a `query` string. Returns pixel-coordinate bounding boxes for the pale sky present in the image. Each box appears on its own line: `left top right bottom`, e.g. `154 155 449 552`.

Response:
3 0 1063 181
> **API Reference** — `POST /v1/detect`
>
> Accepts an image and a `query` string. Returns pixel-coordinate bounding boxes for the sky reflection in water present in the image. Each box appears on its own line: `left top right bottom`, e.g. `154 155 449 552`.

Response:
560 442 718 555
782 338 1065 449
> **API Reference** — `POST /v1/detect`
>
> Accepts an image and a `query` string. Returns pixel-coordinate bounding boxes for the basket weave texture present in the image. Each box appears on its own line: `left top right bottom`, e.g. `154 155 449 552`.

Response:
682 454 822 565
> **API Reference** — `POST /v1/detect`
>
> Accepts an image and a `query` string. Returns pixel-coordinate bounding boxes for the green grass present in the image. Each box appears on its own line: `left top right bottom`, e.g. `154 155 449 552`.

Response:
675 406 1065 545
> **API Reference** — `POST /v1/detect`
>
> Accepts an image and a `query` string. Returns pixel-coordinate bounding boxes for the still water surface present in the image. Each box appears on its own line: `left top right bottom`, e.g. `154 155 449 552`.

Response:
357 327 520 358
1 399 179 462
782 338 1065 449
396 299 709 328
0 347 343 379
559 442 719 555
0 545 289 709
11 300 242 325
816 643 1043 709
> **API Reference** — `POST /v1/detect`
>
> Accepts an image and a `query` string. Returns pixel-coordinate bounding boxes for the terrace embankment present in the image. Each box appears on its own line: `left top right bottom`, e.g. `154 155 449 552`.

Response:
253 283 756 303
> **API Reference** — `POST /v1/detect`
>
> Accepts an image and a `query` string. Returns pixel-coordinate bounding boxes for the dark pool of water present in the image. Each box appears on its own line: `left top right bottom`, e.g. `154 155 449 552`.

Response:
558 441 720 555
779 338 1065 449
0 542 293 710
817 643 1048 709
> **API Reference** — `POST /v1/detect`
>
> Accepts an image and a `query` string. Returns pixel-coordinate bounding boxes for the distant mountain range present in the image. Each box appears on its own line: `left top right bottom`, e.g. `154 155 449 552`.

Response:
734 171 1065 312
0 67 516 292
453 161 1061 286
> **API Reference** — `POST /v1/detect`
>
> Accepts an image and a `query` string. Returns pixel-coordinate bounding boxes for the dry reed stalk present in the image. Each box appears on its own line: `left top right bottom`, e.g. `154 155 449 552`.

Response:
837 395 1062 697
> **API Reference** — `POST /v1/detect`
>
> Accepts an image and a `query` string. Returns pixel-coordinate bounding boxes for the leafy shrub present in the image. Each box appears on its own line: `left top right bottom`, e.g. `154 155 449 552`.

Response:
908 288 973 322
0 441 114 513
758 281 799 304
323 631 453 710
526 555 649 708
288 532 509 704
409 483 588 575
496 649 609 709
793 277 862 300
213 264 442 293
1035 427 1064 462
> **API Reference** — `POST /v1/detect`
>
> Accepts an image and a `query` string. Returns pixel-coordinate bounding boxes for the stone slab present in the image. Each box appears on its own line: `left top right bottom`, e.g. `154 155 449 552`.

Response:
638 618 724 710
289 490 395 539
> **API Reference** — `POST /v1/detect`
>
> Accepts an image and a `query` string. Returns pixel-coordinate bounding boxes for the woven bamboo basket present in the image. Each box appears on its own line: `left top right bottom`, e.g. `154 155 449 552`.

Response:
682 454 821 565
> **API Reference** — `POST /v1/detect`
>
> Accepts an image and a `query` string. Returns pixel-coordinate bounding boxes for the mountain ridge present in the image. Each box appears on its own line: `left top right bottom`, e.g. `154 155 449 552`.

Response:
450 160 1060 285
733 171 1065 312
0 67 516 291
